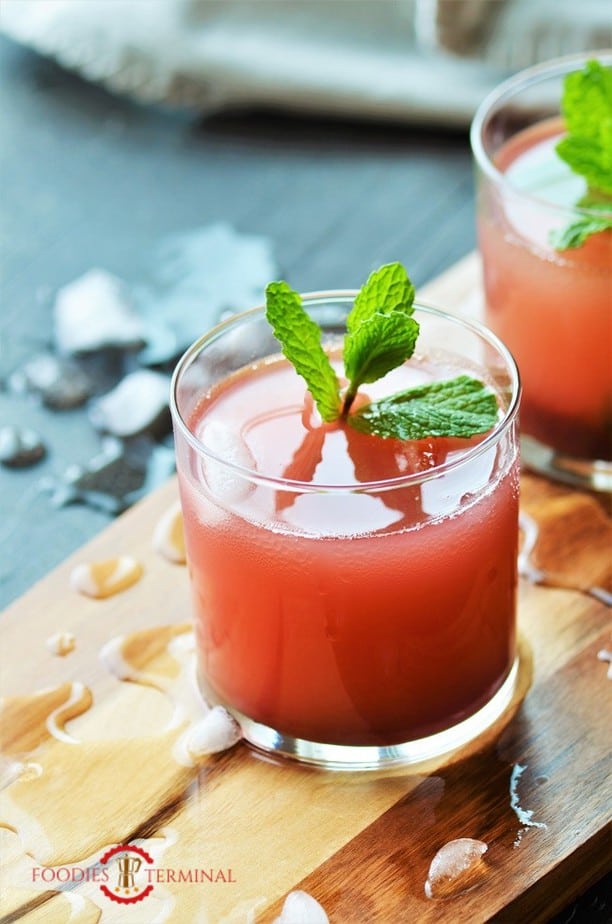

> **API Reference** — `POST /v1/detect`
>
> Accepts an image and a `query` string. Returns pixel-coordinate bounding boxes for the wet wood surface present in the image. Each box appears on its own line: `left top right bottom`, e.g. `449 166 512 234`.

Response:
1 255 611 923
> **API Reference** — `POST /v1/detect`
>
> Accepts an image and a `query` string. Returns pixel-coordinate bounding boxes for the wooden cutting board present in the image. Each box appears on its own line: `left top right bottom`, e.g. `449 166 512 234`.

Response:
1 254 610 924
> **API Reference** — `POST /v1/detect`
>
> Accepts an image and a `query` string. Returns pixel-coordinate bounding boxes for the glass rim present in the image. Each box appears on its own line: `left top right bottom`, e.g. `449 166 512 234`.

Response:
470 49 612 218
170 292 521 494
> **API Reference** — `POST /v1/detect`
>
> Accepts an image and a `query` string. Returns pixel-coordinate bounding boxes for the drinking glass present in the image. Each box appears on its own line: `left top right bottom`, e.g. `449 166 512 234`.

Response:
471 52 612 491
171 294 521 769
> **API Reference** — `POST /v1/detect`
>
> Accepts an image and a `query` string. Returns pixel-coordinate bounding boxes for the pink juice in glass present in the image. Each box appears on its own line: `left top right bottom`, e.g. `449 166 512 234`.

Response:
471 53 612 491
171 297 521 768
478 117 611 462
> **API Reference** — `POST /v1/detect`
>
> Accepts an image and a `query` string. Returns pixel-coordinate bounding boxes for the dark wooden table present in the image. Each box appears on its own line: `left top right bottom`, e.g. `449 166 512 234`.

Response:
0 34 608 923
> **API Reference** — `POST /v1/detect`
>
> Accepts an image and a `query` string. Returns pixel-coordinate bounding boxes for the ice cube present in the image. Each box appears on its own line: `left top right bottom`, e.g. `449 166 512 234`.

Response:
273 890 330 924
0 425 46 468
89 370 171 438
42 436 174 514
425 838 488 899
54 269 144 354
175 707 242 765
152 502 186 564
201 421 256 504
9 352 91 409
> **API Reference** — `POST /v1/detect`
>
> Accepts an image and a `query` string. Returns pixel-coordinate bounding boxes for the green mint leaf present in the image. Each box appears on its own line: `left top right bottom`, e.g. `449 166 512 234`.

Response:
556 59 612 195
344 310 419 394
348 375 498 440
342 263 417 414
550 203 612 250
346 262 415 332
265 281 340 422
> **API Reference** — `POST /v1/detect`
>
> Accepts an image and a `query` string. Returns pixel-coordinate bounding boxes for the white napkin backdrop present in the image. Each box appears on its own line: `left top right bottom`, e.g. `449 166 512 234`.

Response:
2 0 610 126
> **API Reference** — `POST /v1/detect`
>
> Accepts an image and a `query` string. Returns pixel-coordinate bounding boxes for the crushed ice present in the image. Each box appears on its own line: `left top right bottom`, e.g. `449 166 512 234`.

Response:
54 269 144 354
41 436 176 514
3 224 277 518
136 223 277 362
8 352 91 409
89 369 171 438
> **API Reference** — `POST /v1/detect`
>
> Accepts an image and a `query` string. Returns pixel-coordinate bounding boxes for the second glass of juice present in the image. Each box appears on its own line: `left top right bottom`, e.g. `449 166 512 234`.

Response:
471 52 612 491
171 294 521 769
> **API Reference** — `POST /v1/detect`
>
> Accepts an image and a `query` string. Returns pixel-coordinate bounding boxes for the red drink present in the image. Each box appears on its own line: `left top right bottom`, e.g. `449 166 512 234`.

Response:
478 119 611 461
172 298 520 767
472 54 612 489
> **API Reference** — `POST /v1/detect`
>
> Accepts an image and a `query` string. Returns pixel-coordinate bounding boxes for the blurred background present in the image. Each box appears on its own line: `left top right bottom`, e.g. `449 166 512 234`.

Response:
0 3 611 920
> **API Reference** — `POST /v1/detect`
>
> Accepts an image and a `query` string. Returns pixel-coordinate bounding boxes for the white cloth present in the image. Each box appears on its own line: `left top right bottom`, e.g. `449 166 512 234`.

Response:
1 0 610 126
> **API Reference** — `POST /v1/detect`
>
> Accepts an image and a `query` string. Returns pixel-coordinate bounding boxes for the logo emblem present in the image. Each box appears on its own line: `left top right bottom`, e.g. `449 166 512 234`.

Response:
99 844 154 905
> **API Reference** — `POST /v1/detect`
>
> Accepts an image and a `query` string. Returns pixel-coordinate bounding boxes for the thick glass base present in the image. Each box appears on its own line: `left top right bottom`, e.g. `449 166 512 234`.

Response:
521 435 612 493
223 659 519 771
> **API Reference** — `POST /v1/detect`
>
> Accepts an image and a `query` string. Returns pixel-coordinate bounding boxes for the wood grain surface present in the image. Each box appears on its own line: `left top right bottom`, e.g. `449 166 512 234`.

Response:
1 255 610 924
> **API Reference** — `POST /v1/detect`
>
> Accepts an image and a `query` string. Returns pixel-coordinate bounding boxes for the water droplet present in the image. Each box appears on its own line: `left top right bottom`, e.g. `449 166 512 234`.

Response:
597 649 612 680
509 763 547 847
70 556 143 599
152 502 186 564
0 681 93 753
46 631 76 657
425 838 488 899
20 762 43 781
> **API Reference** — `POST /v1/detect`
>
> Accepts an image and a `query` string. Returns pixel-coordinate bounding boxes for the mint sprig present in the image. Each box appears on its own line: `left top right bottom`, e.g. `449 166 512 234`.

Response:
342 263 418 415
552 59 612 251
349 375 498 440
346 262 415 330
556 59 612 196
550 202 612 250
264 264 497 442
265 280 340 422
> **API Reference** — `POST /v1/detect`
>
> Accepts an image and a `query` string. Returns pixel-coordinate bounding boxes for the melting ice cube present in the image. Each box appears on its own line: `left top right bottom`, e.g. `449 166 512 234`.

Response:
200 421 256 504
425 838 488 899
54 269 144 354
9 352 92 409
0 426 46 468
89 370 171 438
184 707 242 761
273 890 330 924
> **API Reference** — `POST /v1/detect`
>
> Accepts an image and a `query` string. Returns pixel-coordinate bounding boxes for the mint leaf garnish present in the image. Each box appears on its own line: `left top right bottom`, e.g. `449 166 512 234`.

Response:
342 263 418 414
265 281 340 422
264 266 498 442
555 60 612 196
348 375 498 440
550 203 612 250
343 310 419 413
346 262 415 331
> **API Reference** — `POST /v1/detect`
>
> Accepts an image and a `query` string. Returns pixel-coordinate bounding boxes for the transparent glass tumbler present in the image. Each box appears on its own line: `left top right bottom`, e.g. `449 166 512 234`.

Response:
471 52 612 492
171 295 521 769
